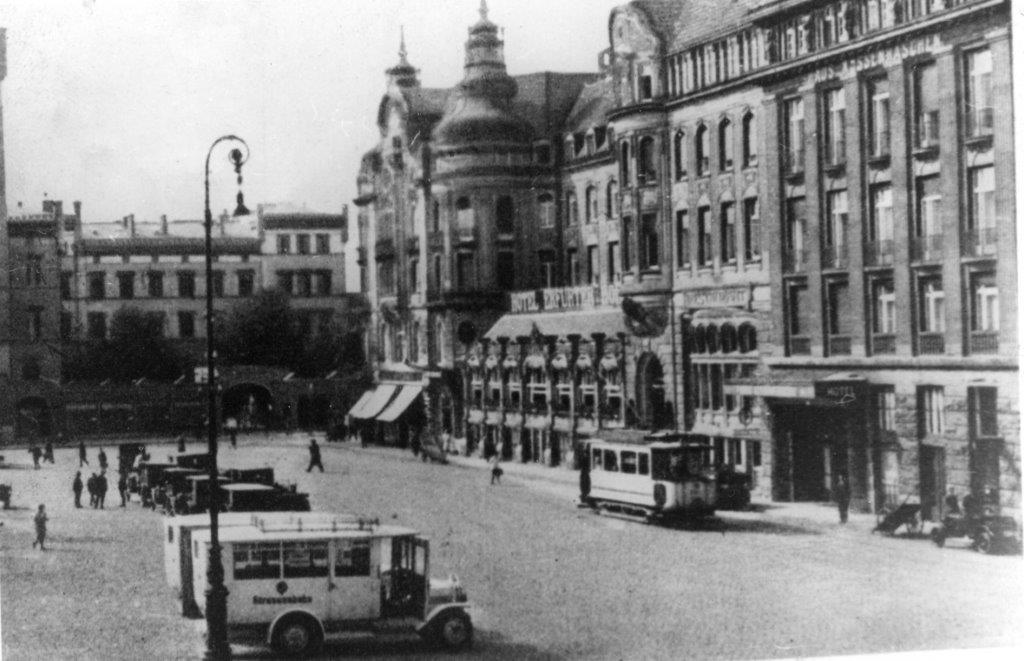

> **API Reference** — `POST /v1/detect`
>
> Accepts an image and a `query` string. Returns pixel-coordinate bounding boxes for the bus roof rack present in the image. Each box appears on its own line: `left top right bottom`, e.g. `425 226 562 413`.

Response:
249 513 381 533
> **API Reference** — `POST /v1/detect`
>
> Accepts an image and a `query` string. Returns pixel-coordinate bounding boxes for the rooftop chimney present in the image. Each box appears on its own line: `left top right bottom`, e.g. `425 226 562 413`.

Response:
129 213 136 237
73 200 81 220
160 214 168 235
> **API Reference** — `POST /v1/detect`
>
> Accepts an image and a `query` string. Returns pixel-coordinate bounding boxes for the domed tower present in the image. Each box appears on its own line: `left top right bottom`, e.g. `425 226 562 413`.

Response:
431 1 541 350
386 27 420 90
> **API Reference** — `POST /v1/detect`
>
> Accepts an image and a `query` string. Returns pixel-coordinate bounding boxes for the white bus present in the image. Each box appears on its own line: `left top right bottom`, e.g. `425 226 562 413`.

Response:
189 514 472 655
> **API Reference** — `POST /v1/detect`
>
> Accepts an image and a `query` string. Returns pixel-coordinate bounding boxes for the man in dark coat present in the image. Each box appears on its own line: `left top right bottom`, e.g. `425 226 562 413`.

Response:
98 448 108 471
96 472 108 509
79 440 89 467
43 440 55 464
306 438 324 472
30 446 41 469
72 471 84 508
118 472 128 507
835 475 851 524
87 473 98 508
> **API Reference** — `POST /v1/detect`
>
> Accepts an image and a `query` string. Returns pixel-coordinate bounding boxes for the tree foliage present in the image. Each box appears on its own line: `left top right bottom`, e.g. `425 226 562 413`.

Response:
63 306 185 382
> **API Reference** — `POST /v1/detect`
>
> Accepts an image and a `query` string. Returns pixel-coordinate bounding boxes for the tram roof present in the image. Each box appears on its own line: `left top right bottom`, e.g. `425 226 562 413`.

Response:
191 523 422 544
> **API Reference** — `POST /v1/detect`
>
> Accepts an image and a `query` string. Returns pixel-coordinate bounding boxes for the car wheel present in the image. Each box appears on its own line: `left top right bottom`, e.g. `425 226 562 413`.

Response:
272 616 322 656
975 533 994 555
930 527 946 548
435 610 473 651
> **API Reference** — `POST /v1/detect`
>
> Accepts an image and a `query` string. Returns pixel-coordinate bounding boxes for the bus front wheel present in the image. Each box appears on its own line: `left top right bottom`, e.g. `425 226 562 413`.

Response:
272 614 323 657
434 610 473 651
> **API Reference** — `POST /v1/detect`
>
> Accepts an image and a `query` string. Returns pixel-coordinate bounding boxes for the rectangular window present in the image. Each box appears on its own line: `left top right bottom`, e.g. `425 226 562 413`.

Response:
587 245 599 285
640 213 659 270
697 207 713 267
785 197 806 270
296 234 311 255
148 271 164 297
675 210 690 268
210 270 225 297
539 250 556 288
783 97 804 173
233 542 282 580
607 243 620 283
872 280 896 334
88 272 106 300
970 272 999 332
178 311 195 338
622 217 633 271
969 387 999 438
296 272 312 297
334 539 371 577
603 450 619 472
177 271 196 298
913 61 940 148
277 234 291 255
567 249 580 286
237 270 254 297
869 185 894 259
277 271 294 295
25 255 43 286
456 253 474 290
825 190 848 267
743 198 760 261
116 272 134 299
868 77 891 157
915 176 942 238
969 166 996 230
874 387 895 431
918 277 945 333
823 88 846 165
61 271 73 299
316 270 332 296
966 48 994 137
826 281 849 335
315 233 330 254
496 251 515 290
87 312 107 340
788 285 809 336
621 451 638 474
538 195 555 228
917 386 945 437
720 202 736 263
282 541 329 578
27 307 42 341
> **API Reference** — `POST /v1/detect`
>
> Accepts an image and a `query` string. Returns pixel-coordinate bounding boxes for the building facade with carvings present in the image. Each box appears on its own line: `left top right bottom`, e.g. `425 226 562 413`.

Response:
354 0 1018 517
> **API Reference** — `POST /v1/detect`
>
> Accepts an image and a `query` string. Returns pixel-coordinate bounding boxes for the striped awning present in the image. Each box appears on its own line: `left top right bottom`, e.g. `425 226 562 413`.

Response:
376 386 423 423
349 384 398 420
346 390 376 419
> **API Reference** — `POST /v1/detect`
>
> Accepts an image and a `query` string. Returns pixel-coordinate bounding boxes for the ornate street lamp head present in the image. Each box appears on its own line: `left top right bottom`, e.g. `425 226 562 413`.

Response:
233 191 251 217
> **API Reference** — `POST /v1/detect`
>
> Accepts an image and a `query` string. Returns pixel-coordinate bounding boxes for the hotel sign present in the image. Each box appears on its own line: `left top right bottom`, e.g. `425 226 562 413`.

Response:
812 34 941 83
509 284 620 314
681 287 750 310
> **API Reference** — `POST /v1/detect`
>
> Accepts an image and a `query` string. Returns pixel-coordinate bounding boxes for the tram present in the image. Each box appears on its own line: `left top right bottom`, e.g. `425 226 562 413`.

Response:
582 433 717 522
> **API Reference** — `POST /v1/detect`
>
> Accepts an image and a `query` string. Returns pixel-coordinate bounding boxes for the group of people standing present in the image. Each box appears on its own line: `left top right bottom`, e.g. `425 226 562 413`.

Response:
28 441 56 468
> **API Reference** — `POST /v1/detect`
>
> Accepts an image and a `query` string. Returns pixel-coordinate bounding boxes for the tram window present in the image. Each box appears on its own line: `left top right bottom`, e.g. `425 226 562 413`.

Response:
592 448 603 469
621 451 638 474
651 449 681 480
686 451 703 476
335 539 372 577
234 542 282 580
603 450 619 471
638 453 650 475
283 541 329 578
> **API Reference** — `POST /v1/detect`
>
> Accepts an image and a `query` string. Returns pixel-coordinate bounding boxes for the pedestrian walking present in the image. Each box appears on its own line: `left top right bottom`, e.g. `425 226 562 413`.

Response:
96 471 108 509
79 440 89 467
43 440 55 464
411 433 421 458
490 455 503 485
72 471 84 508
32 504 48 550
30 445 42 469
177 435 186 453
226 417 238 449
835 474 851 524
306 438 324 472
87 473 98 508
98 448 108 471
118 472 128 507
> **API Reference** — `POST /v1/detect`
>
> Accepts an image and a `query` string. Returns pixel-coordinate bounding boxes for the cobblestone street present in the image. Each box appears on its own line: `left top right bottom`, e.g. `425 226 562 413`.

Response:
1 435 1022 660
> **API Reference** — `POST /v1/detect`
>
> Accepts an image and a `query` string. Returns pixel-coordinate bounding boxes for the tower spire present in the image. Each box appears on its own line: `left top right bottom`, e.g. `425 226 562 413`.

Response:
398 25 408 64
479 0 489 22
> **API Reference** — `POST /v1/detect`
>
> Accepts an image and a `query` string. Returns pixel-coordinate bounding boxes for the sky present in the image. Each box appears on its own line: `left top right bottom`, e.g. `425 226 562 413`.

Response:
1 0 623 224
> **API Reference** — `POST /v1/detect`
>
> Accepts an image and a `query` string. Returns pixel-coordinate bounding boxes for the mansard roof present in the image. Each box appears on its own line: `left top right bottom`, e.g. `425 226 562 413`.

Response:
627 0 759 53
563 77 614 133
511 72 600 138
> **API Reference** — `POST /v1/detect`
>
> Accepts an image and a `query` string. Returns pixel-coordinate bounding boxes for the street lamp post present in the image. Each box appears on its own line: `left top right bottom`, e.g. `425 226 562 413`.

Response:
203 134 250 661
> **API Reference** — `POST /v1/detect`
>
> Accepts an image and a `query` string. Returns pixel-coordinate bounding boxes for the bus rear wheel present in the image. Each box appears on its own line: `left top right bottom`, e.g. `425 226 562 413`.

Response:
272 614 323 656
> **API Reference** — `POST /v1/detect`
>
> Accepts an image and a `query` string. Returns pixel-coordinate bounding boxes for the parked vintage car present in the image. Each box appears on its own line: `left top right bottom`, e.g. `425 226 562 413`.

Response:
931 514 1023 554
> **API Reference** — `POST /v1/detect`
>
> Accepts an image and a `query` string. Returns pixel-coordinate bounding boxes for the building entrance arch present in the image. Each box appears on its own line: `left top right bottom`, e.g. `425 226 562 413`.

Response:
221 383 274 431
16 397 52 439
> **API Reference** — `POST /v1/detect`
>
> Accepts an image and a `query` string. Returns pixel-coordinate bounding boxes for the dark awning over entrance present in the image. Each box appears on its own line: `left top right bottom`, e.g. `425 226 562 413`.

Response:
376 386 423 423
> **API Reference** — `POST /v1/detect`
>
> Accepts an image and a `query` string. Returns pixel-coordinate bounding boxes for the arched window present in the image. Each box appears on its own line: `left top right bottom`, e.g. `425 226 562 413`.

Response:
691 325 707 354
638 136 656 184
537 193 555 228
455 196 474 241
606 181 618 218
742 112 757 167
566 190 579 225
585 186 597 223
720 323 738 353
673 130 687 180
620 141 631 184
719 118 733 170
496 196 515 234
695 125 709 175
705 324 719 353
738 323 758 353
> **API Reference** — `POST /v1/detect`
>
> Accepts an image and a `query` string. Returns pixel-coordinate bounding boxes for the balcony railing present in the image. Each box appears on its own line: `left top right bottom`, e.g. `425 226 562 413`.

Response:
969 331 999 355
961 227 998 257
864 240 894 266
911 234 943 262
872 334 896 355
918 332 945 355
789 335 811 356
782 247 809 273
967 107 994 139
822 243 847 269
829 335 852 356
915 110 940 150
